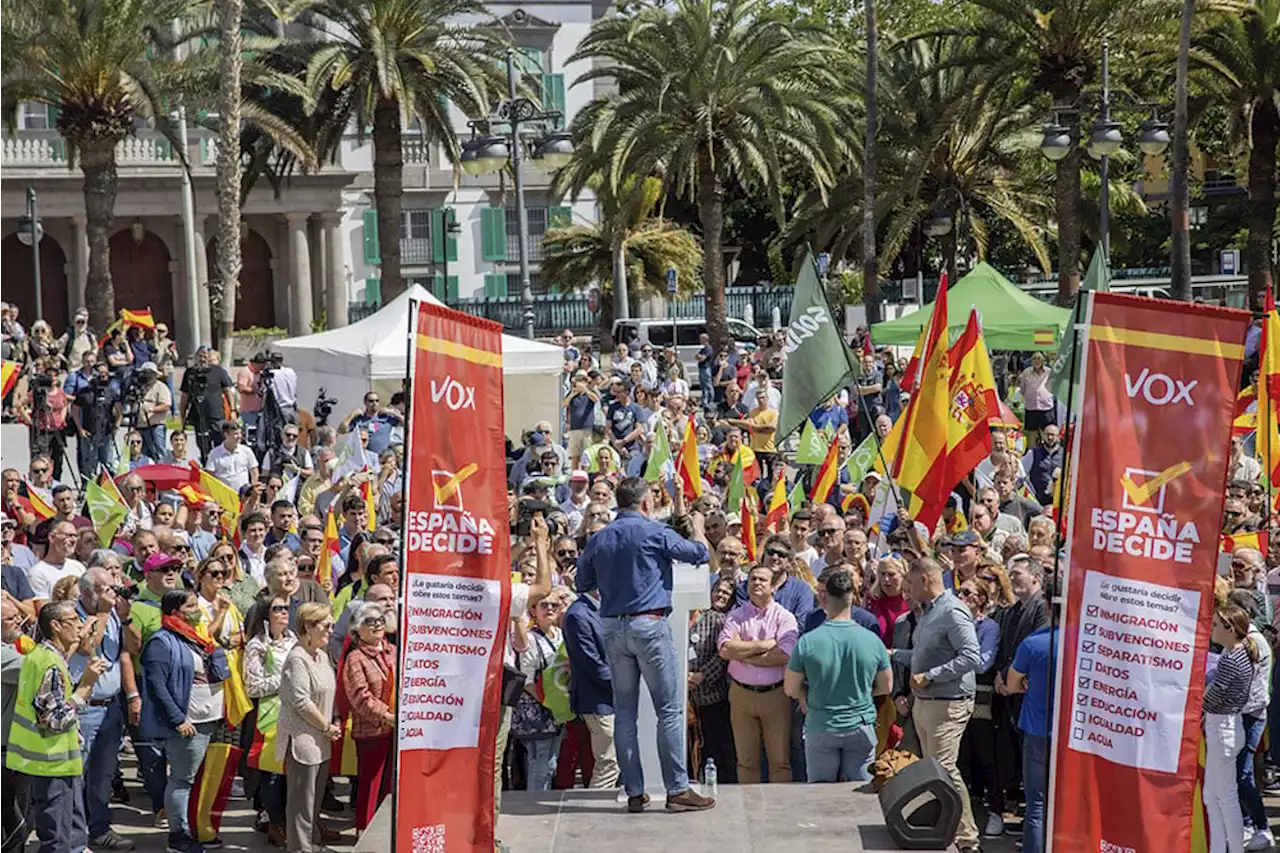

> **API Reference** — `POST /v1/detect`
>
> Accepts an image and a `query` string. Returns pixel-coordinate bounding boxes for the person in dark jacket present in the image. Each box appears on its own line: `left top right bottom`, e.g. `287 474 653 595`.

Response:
561 589 618 789
734 537 817 625
139 589 229 853
1023 425 1062 506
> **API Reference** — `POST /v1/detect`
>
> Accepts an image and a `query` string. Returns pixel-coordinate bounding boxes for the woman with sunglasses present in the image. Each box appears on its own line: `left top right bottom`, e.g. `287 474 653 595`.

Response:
342 602 396 831
956 578 1006 838
1203 604 1262 853
209 541 259 620
244 596 297 846
195 557 245 649
515 590 568 790
687 579 738 784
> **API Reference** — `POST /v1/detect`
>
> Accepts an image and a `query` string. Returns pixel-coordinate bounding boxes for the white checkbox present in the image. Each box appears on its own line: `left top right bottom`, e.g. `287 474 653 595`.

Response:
1073 727 1085 740
1080 658 1093 671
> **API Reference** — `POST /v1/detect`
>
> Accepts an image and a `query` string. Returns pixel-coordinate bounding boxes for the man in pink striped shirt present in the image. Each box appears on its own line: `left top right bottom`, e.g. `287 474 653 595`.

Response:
717 564 799 782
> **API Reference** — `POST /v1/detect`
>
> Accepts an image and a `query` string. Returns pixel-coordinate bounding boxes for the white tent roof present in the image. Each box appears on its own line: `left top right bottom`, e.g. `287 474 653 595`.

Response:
274 285 563 378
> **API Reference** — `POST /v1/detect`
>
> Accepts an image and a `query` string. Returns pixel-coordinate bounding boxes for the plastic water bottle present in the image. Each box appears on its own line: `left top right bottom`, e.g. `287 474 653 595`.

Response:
703 757 718 798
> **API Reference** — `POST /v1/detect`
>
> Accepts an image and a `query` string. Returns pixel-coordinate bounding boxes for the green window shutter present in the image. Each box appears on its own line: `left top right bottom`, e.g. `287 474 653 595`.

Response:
445 208 458 262
45 104 60 128
541 73 566 126
446 275 459 301
484 273 508 298
549 206 572 228
365 278 381 305
481 207 507 262
430 208 445 264
363 210 380 264
516 47 544 75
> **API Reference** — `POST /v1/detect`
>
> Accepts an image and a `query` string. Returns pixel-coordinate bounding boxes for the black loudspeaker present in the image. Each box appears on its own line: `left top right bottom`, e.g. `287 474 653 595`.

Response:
877 757 963 850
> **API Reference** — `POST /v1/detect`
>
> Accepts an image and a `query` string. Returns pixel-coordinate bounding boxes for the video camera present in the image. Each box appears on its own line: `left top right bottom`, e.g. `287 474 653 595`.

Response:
314 387 338 426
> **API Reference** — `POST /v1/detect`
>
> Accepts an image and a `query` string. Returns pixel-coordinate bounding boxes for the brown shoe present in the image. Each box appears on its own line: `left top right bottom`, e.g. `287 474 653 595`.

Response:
317 820 347 844
267 825 287 848
665 789 715 812
626 793 651 813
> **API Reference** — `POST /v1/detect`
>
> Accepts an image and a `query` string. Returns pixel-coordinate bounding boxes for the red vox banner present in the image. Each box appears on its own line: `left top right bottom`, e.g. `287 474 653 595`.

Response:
395 301 511 853
1048 293 1251 852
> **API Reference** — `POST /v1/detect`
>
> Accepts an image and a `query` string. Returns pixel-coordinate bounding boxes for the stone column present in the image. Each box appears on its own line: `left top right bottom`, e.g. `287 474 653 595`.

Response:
309 217 325 322
193 223 211 347
320 213 347 329
69 217 88 315
285 213 313 336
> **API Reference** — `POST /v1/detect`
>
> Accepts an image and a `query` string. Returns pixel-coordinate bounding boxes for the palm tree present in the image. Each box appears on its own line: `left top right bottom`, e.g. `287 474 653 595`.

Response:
542 175 702 335
788 38 1055 284
957 0 1172 303
296 0 509 304
1192 0 1280 305
563 0 854 350
215 0 245 359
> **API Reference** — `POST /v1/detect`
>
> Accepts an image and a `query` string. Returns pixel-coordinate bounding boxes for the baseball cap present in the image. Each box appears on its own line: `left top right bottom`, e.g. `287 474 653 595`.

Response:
942 529 981 548
1 517 16 529
195 345 212 355
138 361 160 375
534 420 554 433
569 470 589 483
143 553 183 573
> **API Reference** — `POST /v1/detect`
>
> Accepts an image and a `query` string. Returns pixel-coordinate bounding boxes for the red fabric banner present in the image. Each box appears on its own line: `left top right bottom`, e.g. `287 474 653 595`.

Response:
395 301 511 853
1049 293 1251 852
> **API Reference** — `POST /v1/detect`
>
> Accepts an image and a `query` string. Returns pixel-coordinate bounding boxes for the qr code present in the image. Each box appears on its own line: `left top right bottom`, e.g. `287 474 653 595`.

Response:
412 824 445 853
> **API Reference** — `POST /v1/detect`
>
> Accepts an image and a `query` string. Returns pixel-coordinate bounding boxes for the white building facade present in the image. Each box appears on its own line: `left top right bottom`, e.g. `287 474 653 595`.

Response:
0 0 605 350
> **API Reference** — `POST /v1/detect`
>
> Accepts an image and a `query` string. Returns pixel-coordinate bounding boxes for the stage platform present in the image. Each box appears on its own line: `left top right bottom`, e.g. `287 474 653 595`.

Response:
356 784 1019 853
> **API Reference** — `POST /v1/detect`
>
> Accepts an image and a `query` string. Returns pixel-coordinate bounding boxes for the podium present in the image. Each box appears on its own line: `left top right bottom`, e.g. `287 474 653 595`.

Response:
635 561 711 794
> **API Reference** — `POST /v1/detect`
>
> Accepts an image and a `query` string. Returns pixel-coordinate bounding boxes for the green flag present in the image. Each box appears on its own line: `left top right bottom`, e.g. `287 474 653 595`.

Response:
644 420 673 483
795 418 830 464
777 250 860 441
725 453 746 514
85 477 128 547
1049 249 1109 408
844 432 880 486
787 480 806 518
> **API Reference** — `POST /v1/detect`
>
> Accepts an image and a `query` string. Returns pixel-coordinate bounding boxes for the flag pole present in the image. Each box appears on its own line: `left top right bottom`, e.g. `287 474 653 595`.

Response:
390 296 417 853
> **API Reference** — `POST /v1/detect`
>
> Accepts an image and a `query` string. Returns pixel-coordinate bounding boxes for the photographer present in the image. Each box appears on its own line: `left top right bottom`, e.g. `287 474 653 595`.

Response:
73 362 122 481
236 355 264 431
179 346 237 460
261 423 313 480
257 352 298 424
13 358 69 482
136 362 171 463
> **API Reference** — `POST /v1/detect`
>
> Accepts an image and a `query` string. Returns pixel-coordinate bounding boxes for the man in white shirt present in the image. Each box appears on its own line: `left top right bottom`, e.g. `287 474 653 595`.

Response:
28 519 86 602
206 420 259 491
237 511 270 587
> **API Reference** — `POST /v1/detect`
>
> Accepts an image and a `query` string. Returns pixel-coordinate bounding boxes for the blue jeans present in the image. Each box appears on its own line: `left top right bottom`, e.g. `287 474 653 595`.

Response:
789 700 807 782
139 424 166 465
77 434 118 483
78 701 124 838
1269 661 1280 766
31 775 86 853
602 615 689 797
131 733 168 815
523 735 563 791
164 722 215 841
1022 733 1049 853
803 725 876 783
1238 713 1268 831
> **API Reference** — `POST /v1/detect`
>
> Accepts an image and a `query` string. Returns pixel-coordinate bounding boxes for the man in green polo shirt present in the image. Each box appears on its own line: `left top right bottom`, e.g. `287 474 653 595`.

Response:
784 568 891 783
8 600 108 853
125 551 184 827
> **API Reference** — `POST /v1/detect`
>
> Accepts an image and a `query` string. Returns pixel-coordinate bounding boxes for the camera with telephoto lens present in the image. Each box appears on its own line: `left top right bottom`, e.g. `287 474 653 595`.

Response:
314 388 338 426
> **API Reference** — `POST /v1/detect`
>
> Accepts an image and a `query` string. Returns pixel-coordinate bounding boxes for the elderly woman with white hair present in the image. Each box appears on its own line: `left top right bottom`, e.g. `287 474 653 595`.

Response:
340 601 396 831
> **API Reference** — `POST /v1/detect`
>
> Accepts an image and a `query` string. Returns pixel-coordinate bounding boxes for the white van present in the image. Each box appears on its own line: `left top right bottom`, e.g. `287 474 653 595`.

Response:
611 317 763 379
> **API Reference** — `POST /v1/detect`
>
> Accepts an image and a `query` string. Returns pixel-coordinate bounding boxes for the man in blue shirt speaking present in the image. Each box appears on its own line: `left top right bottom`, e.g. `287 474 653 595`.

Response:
577 477 716 814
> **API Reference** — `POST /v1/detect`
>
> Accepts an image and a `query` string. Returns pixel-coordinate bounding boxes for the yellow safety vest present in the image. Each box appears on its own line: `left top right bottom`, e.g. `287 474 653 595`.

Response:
4 643 83 777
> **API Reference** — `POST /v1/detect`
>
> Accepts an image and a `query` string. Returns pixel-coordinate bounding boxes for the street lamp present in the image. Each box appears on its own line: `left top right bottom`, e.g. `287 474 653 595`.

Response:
15 187 43 321
1037 40 1169 262
922 187 971 280
461 50 575 339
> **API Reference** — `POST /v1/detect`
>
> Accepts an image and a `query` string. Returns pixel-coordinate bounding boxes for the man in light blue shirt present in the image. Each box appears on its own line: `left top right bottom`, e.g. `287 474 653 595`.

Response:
68 567 136 851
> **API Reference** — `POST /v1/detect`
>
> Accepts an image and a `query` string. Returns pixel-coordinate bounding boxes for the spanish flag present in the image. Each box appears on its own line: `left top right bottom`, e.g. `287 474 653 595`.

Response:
319 508 341 592
1222 530 1269 554
0 360 19 399
677 414 703 500
121 308 156 330
1258 284 1280 493
809 435 840 504
879 271 952 531
23 481 54 520
946 309 1000 488
1236 384 1257 419
841 491 871 521
189 737 242 844
765 474 788 531
189 463 242 536
740 499 757 562
361 479 378 531
898 315 930 395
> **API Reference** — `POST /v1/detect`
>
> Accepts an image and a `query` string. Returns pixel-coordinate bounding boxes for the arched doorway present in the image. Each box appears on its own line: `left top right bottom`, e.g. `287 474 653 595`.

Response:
109 230 174 328
207 229 276 330
1 233 69 329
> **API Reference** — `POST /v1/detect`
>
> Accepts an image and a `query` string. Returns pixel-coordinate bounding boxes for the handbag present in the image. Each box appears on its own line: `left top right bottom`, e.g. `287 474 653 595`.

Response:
509 633 561 740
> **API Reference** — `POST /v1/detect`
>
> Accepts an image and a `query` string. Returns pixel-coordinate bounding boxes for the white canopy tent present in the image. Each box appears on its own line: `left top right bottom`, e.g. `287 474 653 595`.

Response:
275 285 565 442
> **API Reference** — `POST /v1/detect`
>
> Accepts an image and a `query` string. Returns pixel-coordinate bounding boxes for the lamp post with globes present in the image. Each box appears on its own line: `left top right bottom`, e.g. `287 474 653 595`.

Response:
16 187 44 321
922 186 971 285
1036 40 1169 265
459 49 574 340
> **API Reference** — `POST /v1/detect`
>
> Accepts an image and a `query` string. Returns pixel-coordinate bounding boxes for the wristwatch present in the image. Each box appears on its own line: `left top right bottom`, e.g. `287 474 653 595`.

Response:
120 618 134 626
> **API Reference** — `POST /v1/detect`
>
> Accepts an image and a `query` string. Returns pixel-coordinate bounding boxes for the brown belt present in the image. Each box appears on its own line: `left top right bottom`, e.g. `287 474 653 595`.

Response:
732 678 783 693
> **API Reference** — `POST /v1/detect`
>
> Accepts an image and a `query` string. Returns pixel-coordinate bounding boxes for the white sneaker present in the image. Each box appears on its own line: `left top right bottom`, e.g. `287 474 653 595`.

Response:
229 779 245 799
984 812 1005 837
1247 828 1274 851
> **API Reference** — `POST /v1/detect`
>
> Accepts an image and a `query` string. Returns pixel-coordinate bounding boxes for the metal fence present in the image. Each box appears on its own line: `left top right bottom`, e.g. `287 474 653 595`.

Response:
346 284 796 337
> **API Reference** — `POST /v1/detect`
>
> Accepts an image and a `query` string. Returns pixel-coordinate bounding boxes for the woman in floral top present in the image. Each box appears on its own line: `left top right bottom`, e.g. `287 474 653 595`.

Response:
244 595 297 846
688 579 737 783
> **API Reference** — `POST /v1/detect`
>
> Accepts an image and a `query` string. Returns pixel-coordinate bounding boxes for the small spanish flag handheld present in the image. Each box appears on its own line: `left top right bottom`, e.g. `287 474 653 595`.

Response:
809 435 841 505
121 308 156 330
318 509 341 591
0 361 19 399
23 480 54 520
741 498 757 562
677 414 703 500
360 479 378 531
765 474 788 532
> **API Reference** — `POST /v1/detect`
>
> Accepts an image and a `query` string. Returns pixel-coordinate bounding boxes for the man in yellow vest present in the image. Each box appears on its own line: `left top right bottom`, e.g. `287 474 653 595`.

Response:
6 600 108 853
2 596 33 853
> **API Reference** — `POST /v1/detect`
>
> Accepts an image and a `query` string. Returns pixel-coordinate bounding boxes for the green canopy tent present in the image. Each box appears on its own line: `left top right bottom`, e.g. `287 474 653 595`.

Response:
870 262 1071 351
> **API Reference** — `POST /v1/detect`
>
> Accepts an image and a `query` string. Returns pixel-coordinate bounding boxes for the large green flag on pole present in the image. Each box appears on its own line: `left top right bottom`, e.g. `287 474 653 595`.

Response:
1049 248 1109 409
844 432 880 486
778 250 860 441
85 477 129 547
644 420 673 483
724 453 746 514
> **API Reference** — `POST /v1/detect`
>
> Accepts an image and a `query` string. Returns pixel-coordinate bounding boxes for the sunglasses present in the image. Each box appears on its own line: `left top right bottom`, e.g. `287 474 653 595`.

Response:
765 549 790 559
374 537 396 546
158 566 182 575
1232 560 1248 569
361 617 387 628
538 601 562 610
817 528 840 536
555 550 577 558
269 604 290 614
31 467 49 475
203 570 228 580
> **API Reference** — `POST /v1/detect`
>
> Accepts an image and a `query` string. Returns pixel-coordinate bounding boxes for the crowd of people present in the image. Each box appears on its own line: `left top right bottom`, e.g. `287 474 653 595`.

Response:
0 310 1274 853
